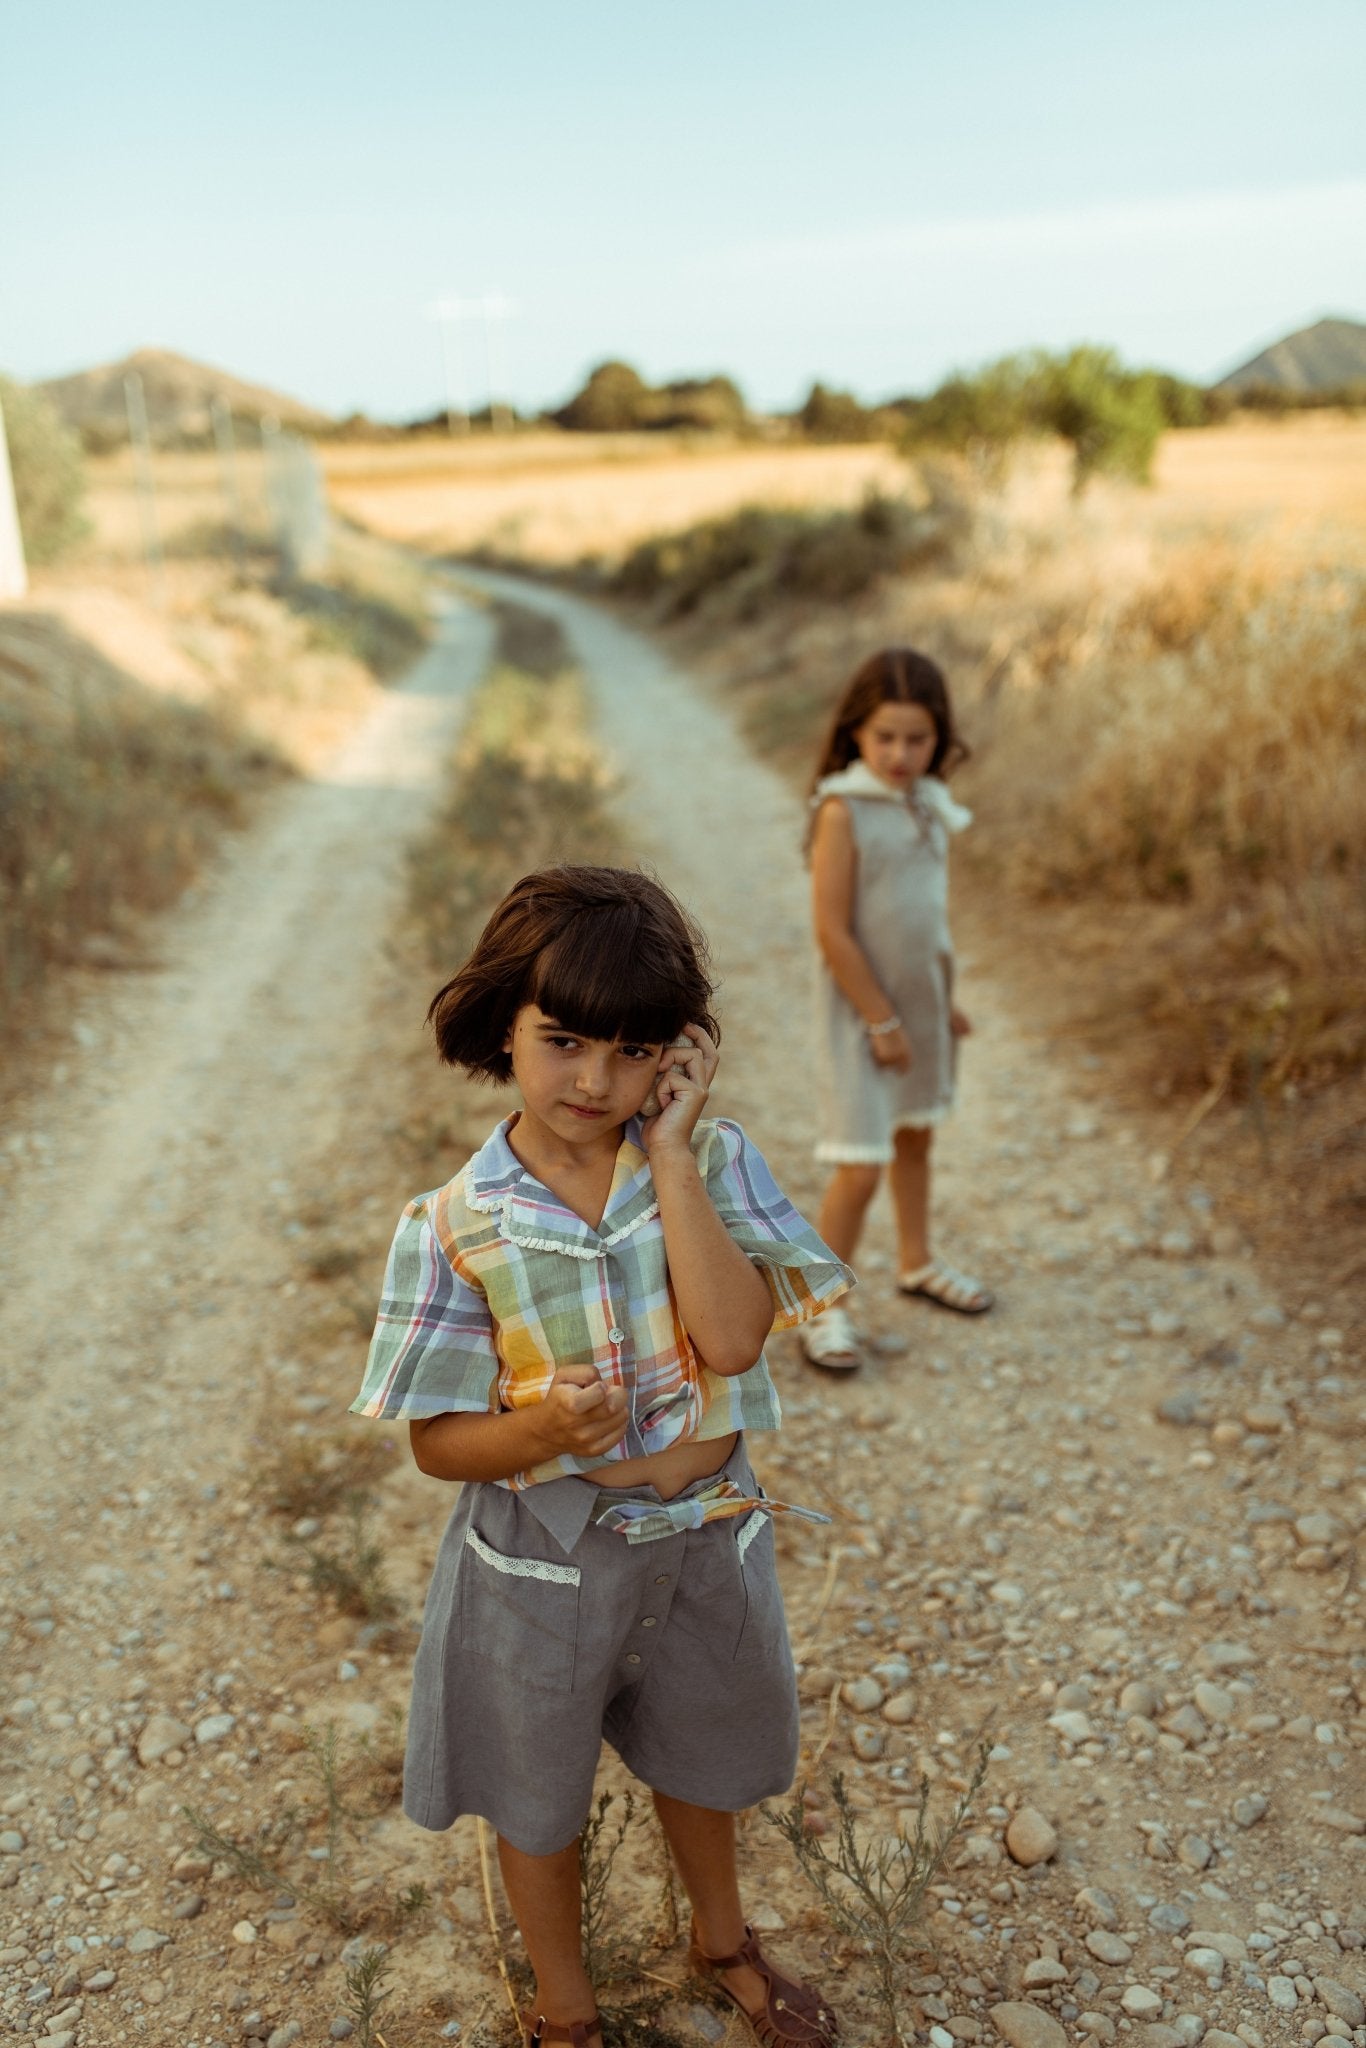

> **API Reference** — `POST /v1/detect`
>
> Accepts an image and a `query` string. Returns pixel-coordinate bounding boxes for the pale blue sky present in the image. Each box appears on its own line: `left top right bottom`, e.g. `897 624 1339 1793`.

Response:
3 0 1364 418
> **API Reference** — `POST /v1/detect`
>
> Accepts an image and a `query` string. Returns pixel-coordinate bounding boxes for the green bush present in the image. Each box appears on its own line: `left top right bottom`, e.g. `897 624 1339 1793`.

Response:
554 360 653 432
902 346 1184 493
0 374 89 565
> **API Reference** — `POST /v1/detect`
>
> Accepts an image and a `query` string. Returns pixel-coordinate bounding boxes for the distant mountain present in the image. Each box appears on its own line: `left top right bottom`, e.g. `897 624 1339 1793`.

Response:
1217 316 1366 394
37 347 334 448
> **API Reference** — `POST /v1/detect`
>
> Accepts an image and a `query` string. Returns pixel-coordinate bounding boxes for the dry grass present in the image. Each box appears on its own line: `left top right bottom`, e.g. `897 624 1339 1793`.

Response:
0 463 435 1070
409 596 623 972
972 547 1366 1095
325 433 904 567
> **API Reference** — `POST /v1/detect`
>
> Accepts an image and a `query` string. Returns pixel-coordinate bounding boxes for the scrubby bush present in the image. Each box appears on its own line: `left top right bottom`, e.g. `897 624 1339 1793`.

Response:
797 382 884 442
902 345 1200 493
553 361 749 434
0 373 89 564
554 361 654 432
614 483 971 620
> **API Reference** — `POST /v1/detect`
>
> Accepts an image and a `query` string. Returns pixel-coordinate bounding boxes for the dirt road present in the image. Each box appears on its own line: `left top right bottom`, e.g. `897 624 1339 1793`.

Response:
1 578 1362 2048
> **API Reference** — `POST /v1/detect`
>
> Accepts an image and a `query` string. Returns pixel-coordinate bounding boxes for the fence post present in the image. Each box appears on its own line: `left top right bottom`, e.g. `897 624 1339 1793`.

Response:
123 371 165 605
0 392 27 601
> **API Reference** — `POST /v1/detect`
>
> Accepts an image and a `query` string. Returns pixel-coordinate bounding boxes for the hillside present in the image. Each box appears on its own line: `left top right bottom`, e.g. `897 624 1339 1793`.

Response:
1218 314 1366 393
36 346 333 448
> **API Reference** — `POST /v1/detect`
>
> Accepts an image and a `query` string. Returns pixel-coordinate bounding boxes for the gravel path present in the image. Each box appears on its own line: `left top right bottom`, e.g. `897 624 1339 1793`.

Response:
1 578 1362 2048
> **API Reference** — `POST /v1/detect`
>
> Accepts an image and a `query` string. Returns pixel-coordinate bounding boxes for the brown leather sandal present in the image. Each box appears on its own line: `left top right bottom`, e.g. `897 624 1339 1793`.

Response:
689 1922 839 2046
521 2013 602 2046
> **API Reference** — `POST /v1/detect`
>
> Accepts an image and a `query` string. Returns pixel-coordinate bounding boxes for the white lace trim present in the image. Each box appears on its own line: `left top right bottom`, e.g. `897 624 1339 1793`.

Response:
892 1105 954 1131
737 1509 766 1561
813 761 972 833
466 1175 661 1262
465 1528 581 1586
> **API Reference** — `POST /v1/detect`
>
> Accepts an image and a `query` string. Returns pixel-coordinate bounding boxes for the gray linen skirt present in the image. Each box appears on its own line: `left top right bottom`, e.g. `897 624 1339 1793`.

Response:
403 1437 800 1855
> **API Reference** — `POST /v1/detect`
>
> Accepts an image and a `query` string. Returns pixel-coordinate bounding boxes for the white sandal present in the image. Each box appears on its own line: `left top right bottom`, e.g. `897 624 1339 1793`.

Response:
898 1259 993 1315
799 1305 862 1372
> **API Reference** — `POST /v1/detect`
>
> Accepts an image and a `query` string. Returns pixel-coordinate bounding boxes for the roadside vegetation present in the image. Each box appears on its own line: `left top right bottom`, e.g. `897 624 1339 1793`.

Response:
0 465 433 1071
609 455 1363 1104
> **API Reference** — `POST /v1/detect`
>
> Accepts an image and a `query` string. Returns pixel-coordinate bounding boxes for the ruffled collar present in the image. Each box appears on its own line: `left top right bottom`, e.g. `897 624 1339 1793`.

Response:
813 758 972 833
463 1115 661 1260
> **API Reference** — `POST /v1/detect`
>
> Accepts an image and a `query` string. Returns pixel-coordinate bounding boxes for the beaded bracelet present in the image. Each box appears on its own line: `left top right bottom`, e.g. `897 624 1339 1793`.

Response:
866 1014 902 1038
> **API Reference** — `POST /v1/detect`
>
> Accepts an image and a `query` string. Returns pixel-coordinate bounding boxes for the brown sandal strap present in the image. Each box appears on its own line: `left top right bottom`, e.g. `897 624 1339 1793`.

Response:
523 2012 602 2046
690 1924 839 2045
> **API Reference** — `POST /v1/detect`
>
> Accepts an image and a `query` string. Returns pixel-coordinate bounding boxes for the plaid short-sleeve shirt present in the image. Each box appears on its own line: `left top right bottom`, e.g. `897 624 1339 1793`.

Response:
351 1115 852 1489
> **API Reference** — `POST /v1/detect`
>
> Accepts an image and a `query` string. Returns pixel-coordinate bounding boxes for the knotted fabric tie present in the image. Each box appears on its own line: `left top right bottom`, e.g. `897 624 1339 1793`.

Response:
594 1476 830 1545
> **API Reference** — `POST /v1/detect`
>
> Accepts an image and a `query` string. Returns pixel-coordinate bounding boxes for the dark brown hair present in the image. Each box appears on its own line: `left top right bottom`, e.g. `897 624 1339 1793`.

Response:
428 864 719 1082
808 647 969 798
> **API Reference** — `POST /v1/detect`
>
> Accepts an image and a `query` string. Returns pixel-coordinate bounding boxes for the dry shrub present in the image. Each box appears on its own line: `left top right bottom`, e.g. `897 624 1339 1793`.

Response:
973 552 1366 1092
254 1426 398 1519
0 611 286 1025
613 483 971 622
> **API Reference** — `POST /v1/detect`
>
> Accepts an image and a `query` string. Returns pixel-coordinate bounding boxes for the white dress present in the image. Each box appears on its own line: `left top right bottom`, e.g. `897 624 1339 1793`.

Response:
811 760 972 1165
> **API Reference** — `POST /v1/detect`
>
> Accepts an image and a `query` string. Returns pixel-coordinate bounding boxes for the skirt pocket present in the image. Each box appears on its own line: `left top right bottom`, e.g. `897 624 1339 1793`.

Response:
457 1524 582 1694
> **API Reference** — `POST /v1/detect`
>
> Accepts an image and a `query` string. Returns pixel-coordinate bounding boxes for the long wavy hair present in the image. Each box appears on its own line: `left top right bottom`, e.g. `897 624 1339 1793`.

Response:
808 647 969 797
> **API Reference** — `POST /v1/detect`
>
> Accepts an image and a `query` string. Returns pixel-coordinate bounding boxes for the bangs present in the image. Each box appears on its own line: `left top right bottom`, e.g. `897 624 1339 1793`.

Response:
529 902 696 1047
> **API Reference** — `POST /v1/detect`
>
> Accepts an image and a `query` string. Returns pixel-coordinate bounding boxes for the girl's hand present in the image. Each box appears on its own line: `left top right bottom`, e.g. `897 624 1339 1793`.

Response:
640 1023 718 1154
949 1006 972 1038
869 1023 912 1072
536 1365 629 1460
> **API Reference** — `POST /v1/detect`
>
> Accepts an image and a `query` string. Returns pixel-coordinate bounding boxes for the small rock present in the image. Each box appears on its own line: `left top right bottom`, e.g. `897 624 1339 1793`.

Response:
83 1969 117 1990
1194 1682 1234 1721
126 1928 171 1954
1005 1807 1058 1867
1163 1705 1208 1747
1023 1958 1070 1987
136 1715 193 1766
232 1920 258 1944
842 1675 885 1713
1314 1982 1366 2028
1203 2036 1243 2048
1185 1948 1226 1987
340 1936 387 1969
1267 1977 1298 2012
990 2001 1068 2048
1316 1808 1365 1835
194 1712 236 1746
1295 1513 1343 1547
1120 1680 1162 1718
1086 1931 1134 1965
172 1892 204 1920
1141 2030 1184 2048
1079 2017 1116 2042
1170 2019 1205 2046
1199 1639 1255 1670
0 1829 25 1854
1075 1886 1119 1928
267 2026 304 2048
329 2026 356 2043
882 1690 917 1726
1231 1793 1269 1828
1049 1708 1095 1743
1122 1988 1165 2019
850 1723 885 1761
1149 1310 1186 1339
1177 1833 1213 1871
1149 1904 1192 1935
748 1903 786 1932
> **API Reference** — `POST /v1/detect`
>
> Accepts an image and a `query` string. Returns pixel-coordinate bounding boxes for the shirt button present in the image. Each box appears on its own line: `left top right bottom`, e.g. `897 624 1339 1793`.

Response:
625 1652 641 1665
653 1575 669 1586
640 1616 658 1627
607 1327 626 1344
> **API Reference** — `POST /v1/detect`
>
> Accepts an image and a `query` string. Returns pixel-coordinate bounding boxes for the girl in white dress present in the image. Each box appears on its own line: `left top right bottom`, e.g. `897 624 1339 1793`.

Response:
801 647 992 1370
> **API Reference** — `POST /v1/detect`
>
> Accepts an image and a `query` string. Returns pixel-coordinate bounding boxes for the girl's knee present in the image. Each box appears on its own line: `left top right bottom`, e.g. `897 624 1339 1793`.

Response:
894 1125 933 1157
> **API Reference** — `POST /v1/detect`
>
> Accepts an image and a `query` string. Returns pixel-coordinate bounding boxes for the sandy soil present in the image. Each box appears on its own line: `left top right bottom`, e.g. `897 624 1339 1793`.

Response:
1 579 1362 2048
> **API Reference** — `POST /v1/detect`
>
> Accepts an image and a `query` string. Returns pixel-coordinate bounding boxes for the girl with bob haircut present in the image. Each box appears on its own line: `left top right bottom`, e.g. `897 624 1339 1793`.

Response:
352 864 850 2048
799 647 991 1373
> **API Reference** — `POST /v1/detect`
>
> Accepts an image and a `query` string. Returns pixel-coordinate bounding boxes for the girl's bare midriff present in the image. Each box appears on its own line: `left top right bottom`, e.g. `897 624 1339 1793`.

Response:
584 1429 738 1500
